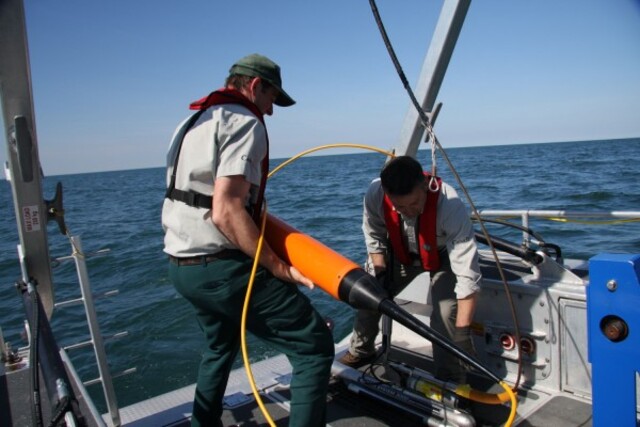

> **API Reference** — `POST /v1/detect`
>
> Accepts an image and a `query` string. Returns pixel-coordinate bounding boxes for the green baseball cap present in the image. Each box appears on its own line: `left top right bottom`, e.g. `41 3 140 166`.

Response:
229 53 295 107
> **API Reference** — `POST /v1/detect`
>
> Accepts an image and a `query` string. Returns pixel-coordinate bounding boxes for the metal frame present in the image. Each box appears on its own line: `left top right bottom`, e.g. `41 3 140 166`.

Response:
395 0 471 158
1 0 55 318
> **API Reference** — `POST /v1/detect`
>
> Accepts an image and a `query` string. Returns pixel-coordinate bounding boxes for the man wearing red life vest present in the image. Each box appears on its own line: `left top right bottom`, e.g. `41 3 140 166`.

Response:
162 54 334 427
339 156 481 383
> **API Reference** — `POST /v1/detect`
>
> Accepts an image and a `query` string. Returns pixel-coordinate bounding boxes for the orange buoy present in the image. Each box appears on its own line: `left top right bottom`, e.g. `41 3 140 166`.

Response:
264 214 361 300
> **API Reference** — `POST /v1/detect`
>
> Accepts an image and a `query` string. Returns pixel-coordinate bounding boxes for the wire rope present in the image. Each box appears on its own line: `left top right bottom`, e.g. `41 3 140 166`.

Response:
242 142 520 424
368 0 525 398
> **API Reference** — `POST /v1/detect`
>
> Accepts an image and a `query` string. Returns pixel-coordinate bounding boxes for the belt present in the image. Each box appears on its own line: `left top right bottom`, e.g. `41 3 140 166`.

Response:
168 249 242 266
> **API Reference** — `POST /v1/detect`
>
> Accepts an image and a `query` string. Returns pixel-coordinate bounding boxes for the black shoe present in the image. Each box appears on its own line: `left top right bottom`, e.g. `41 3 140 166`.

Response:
338 351 378 369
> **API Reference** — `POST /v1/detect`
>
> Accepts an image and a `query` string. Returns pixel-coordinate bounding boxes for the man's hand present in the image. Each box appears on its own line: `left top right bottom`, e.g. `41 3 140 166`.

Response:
272 261 315 289
288 265 315 289
452 326 475 355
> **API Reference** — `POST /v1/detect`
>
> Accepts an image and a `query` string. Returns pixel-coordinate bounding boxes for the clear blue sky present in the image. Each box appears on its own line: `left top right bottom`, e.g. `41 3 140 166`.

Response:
3 0 639 176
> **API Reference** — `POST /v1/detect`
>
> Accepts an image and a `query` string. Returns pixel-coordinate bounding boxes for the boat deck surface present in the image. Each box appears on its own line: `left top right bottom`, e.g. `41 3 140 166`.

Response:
117 341 594 427
2 291 599 427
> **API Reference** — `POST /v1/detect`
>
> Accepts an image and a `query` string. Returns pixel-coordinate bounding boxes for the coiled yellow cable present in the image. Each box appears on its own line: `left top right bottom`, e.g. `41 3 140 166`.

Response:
500 381 518 426
454 381 517 426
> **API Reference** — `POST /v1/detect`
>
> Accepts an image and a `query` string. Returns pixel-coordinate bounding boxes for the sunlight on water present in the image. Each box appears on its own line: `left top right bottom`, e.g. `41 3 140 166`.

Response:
1 138 639 410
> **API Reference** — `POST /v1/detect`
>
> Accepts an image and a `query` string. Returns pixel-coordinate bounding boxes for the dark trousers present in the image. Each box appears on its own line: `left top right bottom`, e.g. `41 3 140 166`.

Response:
349 254 465 381
170 253 334 427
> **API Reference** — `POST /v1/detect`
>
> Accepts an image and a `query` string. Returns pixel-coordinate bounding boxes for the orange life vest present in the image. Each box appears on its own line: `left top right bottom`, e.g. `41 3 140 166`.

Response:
382 174 441 271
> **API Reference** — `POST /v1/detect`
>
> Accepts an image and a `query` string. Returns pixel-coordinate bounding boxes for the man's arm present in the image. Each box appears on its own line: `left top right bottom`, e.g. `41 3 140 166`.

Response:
439 186 482 327
363 180 388 276
368 253 387 276
456 293 477 327
212 175 314 288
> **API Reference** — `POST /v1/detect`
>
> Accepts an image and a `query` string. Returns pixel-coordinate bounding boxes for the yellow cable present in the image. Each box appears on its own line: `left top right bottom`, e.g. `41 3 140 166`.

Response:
500 381 518 427
241 142 520 425
454 384 511 405
240 203 276 427
240 143 394 425
477 215 640 226
268 143 395 178
545 216 640 225
452 381 516 425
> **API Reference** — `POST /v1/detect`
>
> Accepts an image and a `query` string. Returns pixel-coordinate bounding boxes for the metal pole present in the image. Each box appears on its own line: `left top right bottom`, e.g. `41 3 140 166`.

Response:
395 0 472 157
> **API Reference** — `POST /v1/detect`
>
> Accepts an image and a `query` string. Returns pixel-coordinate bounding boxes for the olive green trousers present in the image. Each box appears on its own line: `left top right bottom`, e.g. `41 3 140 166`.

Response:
170 253 334 427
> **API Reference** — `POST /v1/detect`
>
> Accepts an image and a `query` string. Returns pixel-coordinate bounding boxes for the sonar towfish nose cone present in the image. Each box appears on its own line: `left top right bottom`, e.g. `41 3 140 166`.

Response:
264 214 387 311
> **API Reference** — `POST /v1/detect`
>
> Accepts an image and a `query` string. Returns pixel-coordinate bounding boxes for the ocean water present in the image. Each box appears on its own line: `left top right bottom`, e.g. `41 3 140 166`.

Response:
1 138 639 412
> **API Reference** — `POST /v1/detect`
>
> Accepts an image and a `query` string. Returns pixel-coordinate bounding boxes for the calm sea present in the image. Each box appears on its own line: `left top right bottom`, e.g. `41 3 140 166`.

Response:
1 138 639 411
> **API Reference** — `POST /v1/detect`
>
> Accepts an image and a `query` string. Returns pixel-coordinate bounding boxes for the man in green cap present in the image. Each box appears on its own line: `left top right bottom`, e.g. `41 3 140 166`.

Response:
162 53 334 427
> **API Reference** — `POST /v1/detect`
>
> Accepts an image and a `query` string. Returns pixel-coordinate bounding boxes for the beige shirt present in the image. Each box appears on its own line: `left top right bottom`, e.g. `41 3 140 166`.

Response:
162 104 266 257
362 178 481 299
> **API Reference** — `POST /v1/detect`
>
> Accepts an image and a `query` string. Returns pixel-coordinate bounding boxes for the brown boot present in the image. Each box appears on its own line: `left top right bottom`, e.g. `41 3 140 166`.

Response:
338 351 378 369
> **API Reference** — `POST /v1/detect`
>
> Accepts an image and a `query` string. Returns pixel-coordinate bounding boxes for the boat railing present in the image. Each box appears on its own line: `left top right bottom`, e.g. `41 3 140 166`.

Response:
475 209 640 249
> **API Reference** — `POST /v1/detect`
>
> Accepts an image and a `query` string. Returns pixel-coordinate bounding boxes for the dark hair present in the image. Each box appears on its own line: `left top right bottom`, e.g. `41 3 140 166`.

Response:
380 156 424 196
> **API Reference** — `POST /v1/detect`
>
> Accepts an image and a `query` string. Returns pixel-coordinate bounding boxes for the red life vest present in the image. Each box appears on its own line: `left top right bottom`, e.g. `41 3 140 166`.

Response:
382 174 441 271
165 88 268 224
190 89 269 224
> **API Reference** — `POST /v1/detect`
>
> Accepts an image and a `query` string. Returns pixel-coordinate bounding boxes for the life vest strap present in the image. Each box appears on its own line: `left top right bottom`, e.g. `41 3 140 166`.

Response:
164 109 206 205
166 188 212 209
164 89 267 224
